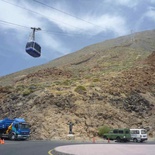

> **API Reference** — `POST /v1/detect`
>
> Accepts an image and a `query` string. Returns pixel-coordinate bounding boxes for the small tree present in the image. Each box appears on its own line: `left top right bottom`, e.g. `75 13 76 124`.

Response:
98 125 111 137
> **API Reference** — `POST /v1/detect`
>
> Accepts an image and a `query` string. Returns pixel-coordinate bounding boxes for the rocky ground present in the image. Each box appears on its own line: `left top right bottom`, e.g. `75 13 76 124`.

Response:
0 31 155 140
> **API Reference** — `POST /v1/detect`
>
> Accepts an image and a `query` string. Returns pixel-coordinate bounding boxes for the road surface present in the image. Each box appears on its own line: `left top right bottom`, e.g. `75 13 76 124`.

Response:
0 139 155 155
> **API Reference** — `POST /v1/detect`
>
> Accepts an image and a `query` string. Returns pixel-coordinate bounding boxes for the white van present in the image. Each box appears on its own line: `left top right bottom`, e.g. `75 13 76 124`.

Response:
130 129 148 142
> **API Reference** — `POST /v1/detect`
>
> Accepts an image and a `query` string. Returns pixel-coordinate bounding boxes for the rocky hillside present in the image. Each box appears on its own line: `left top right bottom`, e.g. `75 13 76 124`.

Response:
0 30 155 140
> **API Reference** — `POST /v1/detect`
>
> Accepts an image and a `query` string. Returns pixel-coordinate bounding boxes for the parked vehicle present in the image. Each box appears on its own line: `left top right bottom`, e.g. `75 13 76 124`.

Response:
130 129 148 142
0 118 30 140
103 128 131 142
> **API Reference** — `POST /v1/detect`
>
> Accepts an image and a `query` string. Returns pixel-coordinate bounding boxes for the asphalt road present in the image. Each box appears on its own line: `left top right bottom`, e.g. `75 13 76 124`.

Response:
0 140 72 155
0 140 155 155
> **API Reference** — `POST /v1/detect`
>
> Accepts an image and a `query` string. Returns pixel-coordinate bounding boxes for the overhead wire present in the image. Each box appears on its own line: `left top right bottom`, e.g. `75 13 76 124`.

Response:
1 0 89 33
0 19 87 37
0 20 30 29
33 0 105 30
0 0 105 38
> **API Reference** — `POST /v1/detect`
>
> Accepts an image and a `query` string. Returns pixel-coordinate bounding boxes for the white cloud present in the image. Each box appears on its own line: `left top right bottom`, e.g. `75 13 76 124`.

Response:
0 0 129 37
139 6 155 23
0 1 69 57
0 1 42 29
35 3 128 36
0 0 155 76
150 0 155 4
39 32 70 55
145 9 155 21
0 0 131 64
91 14 128 36
134 6 155 31
105 0 140 8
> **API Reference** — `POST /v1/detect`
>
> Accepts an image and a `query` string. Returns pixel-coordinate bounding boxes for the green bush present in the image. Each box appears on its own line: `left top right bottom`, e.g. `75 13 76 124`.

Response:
22 89 32 96
74 85 86 94
98 125 111 137
93 78 100 82
63 80 72 86
16 85 25 91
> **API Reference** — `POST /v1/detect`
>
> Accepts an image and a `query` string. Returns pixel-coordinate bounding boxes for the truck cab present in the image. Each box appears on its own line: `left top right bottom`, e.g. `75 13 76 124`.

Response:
0 118 30 140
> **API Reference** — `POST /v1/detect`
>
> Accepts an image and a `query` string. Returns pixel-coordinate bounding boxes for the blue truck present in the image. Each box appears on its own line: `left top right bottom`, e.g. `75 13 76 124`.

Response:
0 118 30 140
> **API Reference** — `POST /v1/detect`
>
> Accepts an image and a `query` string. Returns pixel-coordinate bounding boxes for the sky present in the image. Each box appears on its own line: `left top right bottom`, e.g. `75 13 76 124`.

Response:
0 0 155 77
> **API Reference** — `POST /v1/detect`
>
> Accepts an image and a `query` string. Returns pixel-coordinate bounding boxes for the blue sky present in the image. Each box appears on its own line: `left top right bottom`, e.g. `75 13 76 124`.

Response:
0 0 155 77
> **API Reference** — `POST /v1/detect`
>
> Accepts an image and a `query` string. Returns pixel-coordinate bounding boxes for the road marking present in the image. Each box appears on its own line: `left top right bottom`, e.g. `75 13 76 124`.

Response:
48 149 53 155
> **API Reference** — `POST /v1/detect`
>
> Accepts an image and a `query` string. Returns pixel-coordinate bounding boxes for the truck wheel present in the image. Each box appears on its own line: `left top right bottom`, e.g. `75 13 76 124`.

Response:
116 137 121 142
10 133 16 140
133 138 138 143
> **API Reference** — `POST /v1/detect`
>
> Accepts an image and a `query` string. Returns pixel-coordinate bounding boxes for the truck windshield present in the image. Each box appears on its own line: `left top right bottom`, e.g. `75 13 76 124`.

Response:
19 123 29 129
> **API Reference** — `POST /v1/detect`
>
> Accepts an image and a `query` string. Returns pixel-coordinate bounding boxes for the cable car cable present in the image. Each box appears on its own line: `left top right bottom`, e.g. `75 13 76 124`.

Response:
0 19 30 29
0 19 102 37
33 0 106 31
1 0 89 33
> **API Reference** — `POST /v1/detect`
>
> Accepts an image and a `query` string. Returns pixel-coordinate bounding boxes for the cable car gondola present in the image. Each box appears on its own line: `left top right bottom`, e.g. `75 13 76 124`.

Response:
25 27 41 58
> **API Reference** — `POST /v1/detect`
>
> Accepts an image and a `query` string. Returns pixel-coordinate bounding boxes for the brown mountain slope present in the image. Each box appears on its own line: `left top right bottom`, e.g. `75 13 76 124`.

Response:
1 29 155 85
0 30 155 140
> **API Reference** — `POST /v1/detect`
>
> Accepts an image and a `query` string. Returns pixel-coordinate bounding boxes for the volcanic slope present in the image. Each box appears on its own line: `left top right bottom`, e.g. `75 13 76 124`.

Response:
0 29 155 140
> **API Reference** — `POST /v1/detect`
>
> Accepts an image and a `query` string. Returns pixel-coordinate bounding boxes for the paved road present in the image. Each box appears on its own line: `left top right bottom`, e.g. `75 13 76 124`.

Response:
0 140 74 155
0 140 155 155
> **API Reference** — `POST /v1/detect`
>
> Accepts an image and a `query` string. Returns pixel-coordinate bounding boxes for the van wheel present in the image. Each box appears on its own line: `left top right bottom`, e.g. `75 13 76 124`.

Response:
133 138 138 142
103 136 107 140
116 137 121 142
